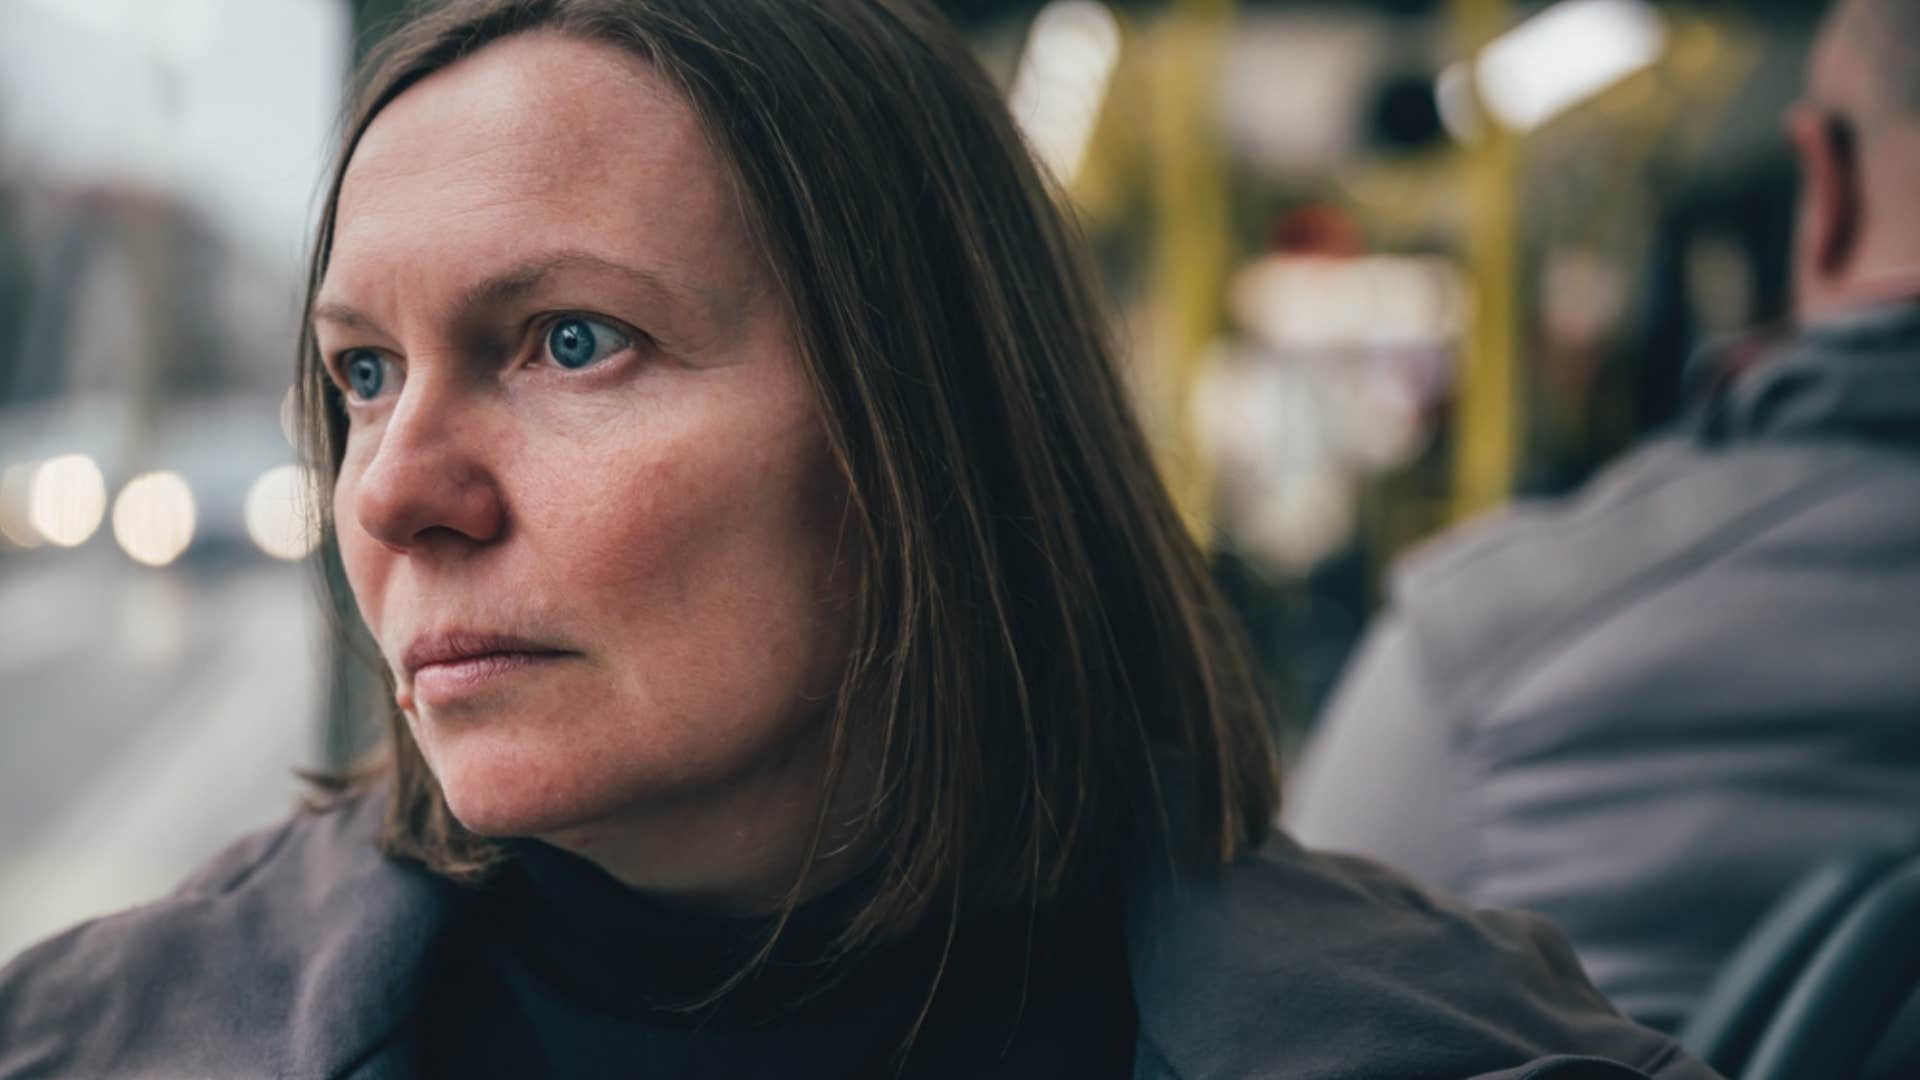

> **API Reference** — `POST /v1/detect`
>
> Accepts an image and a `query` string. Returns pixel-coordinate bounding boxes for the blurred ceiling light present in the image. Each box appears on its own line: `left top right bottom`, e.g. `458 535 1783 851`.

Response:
1008 0 1122 184
112 471 197 568
1237 467 1356 575
279 385 301 449
1434 61 1482 142
0 462 43 548
1230 254 1468 350
244 464 322 561
1475 0 1665 133
27 454 108 548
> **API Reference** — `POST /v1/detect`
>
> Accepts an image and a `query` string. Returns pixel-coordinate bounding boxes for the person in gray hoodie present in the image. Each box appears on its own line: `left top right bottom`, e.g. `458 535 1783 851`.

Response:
1288 0 1920 1038
2 2 1718 1077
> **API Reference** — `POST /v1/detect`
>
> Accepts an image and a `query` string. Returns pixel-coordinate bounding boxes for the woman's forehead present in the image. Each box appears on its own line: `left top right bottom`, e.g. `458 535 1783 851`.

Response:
327 31 751 306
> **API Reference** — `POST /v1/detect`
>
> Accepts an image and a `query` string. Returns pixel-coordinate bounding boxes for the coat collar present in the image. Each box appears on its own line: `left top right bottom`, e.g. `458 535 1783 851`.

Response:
1688 301 1920 445
0 788 1707 1078
266 793 465 1077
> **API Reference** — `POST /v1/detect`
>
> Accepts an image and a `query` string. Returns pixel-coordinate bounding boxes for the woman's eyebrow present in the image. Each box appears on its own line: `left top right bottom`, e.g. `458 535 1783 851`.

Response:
457 250 699 317
309 250 701 335
310 300 378 332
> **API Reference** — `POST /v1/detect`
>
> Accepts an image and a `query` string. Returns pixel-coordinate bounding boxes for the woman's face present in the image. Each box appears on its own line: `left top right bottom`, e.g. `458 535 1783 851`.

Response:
315 33 851 855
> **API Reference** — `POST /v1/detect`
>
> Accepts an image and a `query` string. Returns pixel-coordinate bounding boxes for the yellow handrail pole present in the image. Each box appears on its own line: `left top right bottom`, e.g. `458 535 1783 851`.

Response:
1145 0 1233 543
1451 0 1521 520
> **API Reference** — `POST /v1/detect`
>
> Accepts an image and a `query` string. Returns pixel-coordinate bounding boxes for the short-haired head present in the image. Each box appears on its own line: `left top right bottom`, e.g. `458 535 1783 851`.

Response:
1817 0 1920 121
1789 0 1920 318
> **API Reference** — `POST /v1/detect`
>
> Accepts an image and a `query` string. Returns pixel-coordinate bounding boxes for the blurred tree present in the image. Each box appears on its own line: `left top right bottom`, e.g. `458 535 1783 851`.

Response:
350 0 415 62
0 186 28 407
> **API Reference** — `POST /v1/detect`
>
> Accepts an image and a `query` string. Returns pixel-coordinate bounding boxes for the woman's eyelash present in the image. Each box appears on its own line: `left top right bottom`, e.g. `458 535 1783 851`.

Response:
323 315 649 398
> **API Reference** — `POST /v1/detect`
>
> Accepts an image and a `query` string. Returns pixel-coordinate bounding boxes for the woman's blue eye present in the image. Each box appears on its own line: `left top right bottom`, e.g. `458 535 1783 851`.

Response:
547 316 631 370
343 350 388 400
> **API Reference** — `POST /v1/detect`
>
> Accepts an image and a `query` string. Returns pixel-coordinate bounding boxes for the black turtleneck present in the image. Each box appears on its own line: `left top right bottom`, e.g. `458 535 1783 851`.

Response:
412 841 1136 1077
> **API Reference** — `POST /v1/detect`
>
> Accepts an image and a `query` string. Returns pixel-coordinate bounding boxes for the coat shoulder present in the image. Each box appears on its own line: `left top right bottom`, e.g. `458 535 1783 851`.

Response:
0 792 442 1080
1126 834 1721 1079
1385 437 1892 719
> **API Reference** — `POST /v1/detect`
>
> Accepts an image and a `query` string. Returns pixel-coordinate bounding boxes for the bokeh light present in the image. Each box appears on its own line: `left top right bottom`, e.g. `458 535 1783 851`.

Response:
111 471 197 567
278 384 299 448
1008 1 1121 184
27 454 107 548
0 462 43 548
244 464 322 561
1476 0 1666 132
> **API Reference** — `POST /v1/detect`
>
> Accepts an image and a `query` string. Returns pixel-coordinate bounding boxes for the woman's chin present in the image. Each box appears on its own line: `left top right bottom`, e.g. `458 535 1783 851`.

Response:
429 749 632 840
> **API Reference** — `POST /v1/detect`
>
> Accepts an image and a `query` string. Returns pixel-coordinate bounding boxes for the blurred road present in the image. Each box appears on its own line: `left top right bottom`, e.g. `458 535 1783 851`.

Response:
0 546 322 965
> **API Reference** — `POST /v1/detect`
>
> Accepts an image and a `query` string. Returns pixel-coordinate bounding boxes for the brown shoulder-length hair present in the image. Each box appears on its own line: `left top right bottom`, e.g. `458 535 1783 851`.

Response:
301 0 1277 955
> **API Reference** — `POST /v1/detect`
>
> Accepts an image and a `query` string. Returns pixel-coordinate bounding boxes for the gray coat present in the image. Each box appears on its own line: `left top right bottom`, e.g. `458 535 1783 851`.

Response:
0 790 1715 1078
1287 303 1920 1032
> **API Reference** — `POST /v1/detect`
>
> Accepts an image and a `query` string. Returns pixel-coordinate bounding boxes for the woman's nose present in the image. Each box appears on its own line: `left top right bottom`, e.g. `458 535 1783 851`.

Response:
348 382 506 553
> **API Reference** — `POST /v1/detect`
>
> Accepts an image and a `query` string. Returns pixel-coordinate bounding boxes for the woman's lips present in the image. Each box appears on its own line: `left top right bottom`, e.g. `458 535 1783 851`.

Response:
400 630 578 708
410 650 573 707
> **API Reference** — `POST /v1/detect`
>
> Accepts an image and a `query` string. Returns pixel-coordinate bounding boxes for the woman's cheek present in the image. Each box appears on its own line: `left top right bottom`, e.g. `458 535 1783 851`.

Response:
331 462 393 626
